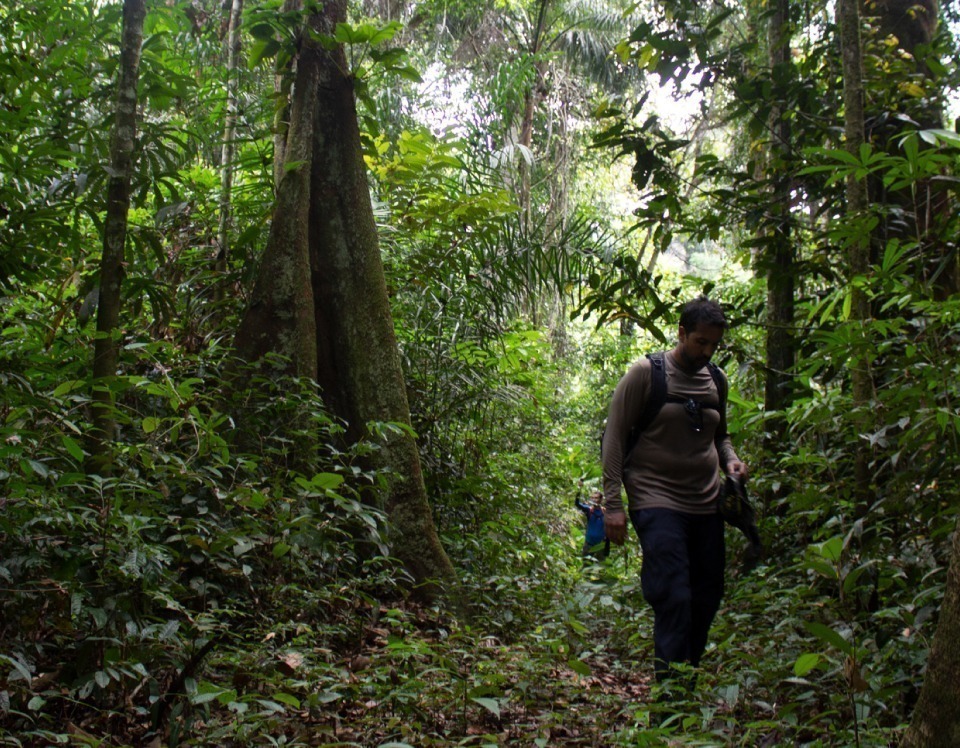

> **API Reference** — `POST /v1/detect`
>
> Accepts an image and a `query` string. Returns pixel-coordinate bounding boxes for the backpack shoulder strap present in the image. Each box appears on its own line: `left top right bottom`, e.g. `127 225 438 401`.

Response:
627 352 668 450
707 361 727 409
708 361 730 467
603 351 669 461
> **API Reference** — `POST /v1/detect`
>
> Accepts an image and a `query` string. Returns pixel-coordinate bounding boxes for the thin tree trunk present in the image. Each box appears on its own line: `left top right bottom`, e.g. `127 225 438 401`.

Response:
273 0 303 189
308 0 457 598
838 0 873 500
89 0 146 474
516 0 550 225
216 0 244 285
763 0 795 422
903 517 960 746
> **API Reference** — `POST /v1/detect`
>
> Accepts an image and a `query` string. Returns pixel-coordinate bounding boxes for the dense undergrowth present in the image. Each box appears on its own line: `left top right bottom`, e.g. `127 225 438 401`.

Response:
3 277 959 747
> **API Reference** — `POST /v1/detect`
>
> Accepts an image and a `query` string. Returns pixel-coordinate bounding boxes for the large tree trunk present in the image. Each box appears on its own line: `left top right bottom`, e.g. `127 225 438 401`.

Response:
232 35 319 379
903 517 960 746
838 0 874 502
233 5 458 599
308 0 456 597
89 0 146 474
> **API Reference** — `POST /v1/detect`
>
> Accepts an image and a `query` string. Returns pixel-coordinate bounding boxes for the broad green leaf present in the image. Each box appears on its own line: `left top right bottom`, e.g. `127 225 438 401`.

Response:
248 38 280 68
794 653 820 677
804 621 853 655
22 459 49 478
271 692 301 708
53 380 84 397
1 654 32 683
61 435 84 462
255 699 287 713
471 696 501 718
309 472 345 490
190 690 223 705
567 658 592 677
272 542 292 559
818 536 844 562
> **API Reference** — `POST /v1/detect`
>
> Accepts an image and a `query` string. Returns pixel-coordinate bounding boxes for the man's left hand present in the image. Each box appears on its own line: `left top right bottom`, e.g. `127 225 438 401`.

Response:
727 461 748 481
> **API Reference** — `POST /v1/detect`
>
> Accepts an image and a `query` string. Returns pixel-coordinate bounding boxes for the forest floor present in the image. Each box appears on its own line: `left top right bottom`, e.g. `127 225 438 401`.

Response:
25 559 796 746
254 563 767 748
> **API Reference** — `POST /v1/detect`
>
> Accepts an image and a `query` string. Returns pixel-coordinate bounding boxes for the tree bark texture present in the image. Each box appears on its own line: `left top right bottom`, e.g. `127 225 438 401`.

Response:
838 0 875 501
232 38 319 380
233 3 458 598
90 0 146 472
273 0 303 190
762 0 795 424
861 0 955 295
903 518 960 747
308 0 456 596
216 0 244 280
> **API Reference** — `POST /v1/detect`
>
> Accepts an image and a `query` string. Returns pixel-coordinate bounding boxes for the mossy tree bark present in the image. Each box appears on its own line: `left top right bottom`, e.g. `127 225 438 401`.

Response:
232 6 457 600
232 36 319 380
838 0 874 505
761 0 795 428
903 517 960 747
308 0 456 598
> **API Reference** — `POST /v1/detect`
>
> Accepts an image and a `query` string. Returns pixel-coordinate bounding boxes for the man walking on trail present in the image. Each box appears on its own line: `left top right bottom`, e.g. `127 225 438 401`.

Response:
601 296 747 683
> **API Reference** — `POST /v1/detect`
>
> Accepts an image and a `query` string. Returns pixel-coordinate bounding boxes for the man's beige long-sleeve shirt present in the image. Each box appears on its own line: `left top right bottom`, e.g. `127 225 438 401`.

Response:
602 352 740 515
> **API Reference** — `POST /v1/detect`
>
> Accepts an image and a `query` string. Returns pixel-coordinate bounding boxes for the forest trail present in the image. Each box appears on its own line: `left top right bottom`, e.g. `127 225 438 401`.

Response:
299 609 659 746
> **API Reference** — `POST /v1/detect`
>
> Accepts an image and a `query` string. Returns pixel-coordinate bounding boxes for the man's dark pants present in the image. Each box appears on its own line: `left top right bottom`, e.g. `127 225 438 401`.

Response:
630 507 725 682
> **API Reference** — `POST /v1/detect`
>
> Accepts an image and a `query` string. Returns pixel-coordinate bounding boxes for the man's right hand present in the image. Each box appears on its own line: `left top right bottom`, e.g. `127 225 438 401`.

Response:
605 510 628 546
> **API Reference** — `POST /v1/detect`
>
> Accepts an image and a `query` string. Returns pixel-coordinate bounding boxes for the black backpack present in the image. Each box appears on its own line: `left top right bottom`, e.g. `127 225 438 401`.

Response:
602 353 762 564
602 351 728 462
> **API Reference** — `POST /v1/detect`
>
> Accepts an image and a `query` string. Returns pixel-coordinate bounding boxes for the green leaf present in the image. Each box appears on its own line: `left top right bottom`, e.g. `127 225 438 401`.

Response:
272 542 292 559
27 696 46 710
805 558 838 580
818 536 844 562
567 658 592 676
309 472 345 490
249 23 277 40
794 653 820 677
248 38 280 68
1 654 33 684
53 380 84 397
255 699 287 713
190 690 223 705
394 65 423 83
804 621 853 655
61 435 85 462
271 692 301 708
471 696 501 718
142 416 161 434
24 459 50 478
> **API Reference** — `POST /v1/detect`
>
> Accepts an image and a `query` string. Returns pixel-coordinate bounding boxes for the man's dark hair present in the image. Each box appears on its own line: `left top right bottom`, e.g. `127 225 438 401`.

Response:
679 296 727 332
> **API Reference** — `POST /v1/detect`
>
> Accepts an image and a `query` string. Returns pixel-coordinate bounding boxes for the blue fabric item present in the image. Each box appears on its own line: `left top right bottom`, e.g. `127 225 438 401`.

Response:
576 498 607 547
585 507 606 546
